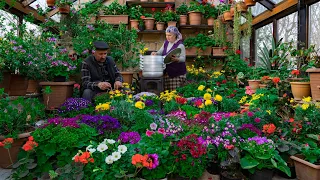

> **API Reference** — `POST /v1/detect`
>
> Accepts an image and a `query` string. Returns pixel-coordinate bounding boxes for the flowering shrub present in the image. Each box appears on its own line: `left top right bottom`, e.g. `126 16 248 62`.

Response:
79 115 121 135
172 134 208 178
58 98 93 117
240 136 291 176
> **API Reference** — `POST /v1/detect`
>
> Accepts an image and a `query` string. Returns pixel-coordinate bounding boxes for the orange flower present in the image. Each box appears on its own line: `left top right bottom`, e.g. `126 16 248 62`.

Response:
291 70 300 76
272 77 280 84
0 138 14 148
261 76 270 81
263 124 276 134
22 140 38 151
142 155 151 168
74 151 94 164
132 154 146 166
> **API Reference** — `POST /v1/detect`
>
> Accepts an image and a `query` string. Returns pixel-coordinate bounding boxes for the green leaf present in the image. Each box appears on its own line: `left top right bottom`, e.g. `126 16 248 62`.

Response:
271 158 277 168
27 163 37 169
256 153 271 160
278 165 291 177
277 144 290 152
43 144 56 157
240 155 259 169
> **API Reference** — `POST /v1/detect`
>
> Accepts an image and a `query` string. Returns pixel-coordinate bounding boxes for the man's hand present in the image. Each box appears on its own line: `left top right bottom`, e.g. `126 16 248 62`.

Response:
151 52 157 55
98 82 111 90
114 81 123 90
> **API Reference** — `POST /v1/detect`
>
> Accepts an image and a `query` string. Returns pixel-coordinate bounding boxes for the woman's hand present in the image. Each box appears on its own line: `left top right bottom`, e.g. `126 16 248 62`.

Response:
171 55 179 62
151 52 157 55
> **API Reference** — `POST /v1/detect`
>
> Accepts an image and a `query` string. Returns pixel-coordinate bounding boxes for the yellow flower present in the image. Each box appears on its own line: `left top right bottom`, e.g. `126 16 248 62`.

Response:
302 96 311 103
199 103 205 108
205 100 212 106
198 85 205 91
95 103 111 111
214 94 223 102
115 90 121 94
128 94 133 99
290 98 294 103
131 87 135 90
206 88 212 93
239 96 248 104
301 103 309 110
123 83 129 86
203 93 212 100
135 101 145 109
109 91 115 95
266 110 271 115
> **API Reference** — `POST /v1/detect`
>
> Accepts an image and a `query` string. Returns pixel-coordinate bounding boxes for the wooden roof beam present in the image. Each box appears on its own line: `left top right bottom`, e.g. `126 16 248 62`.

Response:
259 0 275 10
5 0 45 22
47 8 59 17
22 0 36 7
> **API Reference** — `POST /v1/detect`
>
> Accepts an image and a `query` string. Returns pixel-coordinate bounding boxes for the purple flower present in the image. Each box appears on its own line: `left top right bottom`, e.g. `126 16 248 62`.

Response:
150 123 157 130
147 154 159 169
46 117 80 128
36 4 40 9
238 124 262 136
80 115 121 134
58 98 92 114
86 25 95 31
82 49 89 55
118 132 141 144
145 99 154 106
248 136 269 145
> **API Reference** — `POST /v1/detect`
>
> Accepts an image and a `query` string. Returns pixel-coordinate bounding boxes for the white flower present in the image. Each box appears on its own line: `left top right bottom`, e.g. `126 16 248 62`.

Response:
118 145 127 154
112 151 121 161
86 145 96 153
97 143 108 152
105 155 114 164
150 123 157 130
104 139 116 144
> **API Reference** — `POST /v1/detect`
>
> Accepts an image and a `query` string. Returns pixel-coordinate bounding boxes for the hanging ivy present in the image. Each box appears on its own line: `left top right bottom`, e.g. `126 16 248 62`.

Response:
244 8 253 40
233 5 241 52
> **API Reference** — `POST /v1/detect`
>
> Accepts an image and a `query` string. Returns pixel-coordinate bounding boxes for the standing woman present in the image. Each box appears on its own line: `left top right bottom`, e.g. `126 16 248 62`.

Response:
151 26 186 91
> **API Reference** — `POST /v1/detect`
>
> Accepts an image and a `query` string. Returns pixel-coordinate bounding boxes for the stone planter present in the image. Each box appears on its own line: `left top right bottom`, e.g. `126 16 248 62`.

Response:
186 47 212 56
291 155 320 180
212 47 226 56
306 68 320 101
0 73 28 96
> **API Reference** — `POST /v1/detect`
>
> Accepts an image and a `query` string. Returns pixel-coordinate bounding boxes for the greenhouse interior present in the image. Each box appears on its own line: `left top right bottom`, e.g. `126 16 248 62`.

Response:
0 0 320 179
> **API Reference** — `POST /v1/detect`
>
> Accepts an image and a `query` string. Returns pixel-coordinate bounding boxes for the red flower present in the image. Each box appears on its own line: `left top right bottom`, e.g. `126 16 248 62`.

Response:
263 123 276 134
175 96 187 104
244 57 249 61
181 154 187 160
236 49 241 54
151 8 156 12
74 83 80 89
158 128 165 135
216 82 220 86
291 70 300 76
272 77 280 84
222 80 227 84
146 130 154 137
140 16 145 19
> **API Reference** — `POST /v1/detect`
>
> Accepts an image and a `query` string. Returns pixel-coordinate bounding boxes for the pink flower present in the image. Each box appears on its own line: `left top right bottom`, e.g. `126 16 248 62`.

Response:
247 111 254 117
245 86 253 95
158 128 165 135
254 118 261 123
146 130 154 137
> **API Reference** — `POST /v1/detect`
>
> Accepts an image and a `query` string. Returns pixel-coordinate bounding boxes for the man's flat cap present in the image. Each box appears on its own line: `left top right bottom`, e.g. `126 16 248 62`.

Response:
93 41 109 50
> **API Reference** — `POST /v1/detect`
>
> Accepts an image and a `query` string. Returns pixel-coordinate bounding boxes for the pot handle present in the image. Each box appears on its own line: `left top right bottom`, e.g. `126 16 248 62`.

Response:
139 65 143 70
163 64 166 70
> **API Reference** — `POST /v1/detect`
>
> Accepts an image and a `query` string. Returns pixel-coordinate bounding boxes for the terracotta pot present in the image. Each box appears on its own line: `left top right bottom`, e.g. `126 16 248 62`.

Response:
27 80 40 94
39 81 75 109
156 22 165 30
259 84 267 89
121 72 134 85
290 81 311 100
153 0 160 2
212 47 226 56
188 11 202 25
164 0 174 2
0 132 31 169
141 0 148 2
306 68 320 101
230 7 235 17
98 15 129 24
179 15 187 25
144 18 155 30
223 11 233 21
0 73 28 96
130 19 139 30
46 0 55 7
207 17 214 26
186 47 212 56
58 5 70 14
236 2 248 12
244 0 256 6
167 21 177 27
291 155 320 180
248 80 261 93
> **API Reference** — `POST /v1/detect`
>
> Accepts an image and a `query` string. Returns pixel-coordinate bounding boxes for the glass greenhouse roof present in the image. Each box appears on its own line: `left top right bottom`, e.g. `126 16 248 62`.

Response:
250 3 268 16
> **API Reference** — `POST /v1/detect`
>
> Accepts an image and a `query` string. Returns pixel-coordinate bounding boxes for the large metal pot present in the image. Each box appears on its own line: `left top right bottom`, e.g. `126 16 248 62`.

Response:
140 55 165 77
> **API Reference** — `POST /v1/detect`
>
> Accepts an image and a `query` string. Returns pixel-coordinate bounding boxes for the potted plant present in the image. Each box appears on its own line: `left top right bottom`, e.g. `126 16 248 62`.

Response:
305 45 320 100
98 0 129 25
183 33 214 56
143 12 155 30
188 1 205 25
240 136 291 180
55 0 73 14
78 1 103 24
0 89 45 168
163 4 179 27
247 67 262 93
154 11 165 30
204 3 218 25
176 3 189 25
128 5 145 30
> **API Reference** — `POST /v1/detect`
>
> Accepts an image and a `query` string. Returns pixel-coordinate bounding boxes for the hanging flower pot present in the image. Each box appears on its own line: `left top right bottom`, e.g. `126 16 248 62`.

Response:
58 4 70 14
156 22 165 30
223 11 233 21
167 21 177 27
179 15 188 25
207 17 214 26
130 19 139 30
230 7 235 17
244 0 257 6
236 2 248 13
144 18 155 30
46 0 56 7
188 11 202 25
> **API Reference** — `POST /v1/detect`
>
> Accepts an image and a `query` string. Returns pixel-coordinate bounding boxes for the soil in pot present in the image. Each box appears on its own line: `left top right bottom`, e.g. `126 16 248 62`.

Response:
206 162 220 175
220 171 244 180
249 169 273 180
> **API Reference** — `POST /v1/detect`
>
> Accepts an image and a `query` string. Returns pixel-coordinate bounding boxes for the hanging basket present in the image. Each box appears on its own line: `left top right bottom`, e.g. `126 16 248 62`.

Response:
244 0 257 7
59 4 70 14
46 0 56 7
223 11 233 21
236 2 248 13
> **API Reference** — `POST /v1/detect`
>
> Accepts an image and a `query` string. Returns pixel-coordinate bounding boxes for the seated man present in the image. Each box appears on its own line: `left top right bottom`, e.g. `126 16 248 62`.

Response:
81 41 123 101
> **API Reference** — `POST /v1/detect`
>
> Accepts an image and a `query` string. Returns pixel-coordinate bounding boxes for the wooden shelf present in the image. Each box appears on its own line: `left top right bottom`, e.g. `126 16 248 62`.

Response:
179 25 213 29
126 1 175 8
138 30 165 34
186 55 227 58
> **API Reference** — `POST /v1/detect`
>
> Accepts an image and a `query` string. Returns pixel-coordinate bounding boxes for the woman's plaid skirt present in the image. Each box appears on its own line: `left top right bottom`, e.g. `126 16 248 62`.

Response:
164 74 186 91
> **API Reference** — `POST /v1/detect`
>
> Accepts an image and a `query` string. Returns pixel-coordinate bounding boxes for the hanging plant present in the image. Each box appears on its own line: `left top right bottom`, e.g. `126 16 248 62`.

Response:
213 18 227 47
232 5 241 52
244 8 252 39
